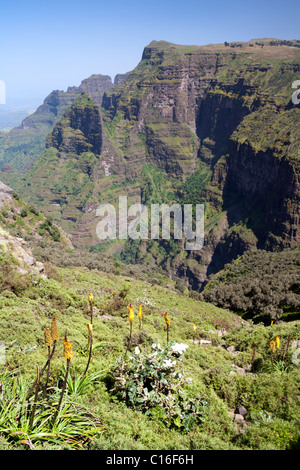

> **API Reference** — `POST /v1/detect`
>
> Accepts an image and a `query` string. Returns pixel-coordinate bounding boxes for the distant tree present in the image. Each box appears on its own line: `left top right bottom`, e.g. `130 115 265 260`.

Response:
20 209 27 218
201 249 300 323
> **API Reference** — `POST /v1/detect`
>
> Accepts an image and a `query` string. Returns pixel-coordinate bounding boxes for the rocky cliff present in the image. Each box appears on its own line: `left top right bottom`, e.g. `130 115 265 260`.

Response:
97 40 300 287
46 93 102 156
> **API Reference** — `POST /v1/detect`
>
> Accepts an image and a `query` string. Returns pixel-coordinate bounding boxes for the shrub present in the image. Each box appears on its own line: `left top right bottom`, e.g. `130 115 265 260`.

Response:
38 219 61 242
202 249 300 323
28 205 39 216
235 417 300 450
110 342 209 432
20 209 28 218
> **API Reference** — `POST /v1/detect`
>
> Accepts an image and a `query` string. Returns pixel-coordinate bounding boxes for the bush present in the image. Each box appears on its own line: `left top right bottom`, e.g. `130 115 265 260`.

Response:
28 205 39 216
235 417 300 450
202 249 300 323
110 342 209 432
20 209 28 218
38 219 61 242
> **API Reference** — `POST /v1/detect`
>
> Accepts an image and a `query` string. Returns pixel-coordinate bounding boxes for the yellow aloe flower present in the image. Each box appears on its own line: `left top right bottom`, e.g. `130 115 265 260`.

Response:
164 312 170 327
193 323 197 335
269 340 275 353
44 328 53 347
63 338 73 360
271 320 274 326
138 304 143 321
88 293 93 304
128 304 134 324
275 335 280 349
51 314 59 341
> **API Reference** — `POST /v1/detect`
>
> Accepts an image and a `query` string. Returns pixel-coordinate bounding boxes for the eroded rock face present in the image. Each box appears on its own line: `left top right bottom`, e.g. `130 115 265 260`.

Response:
0 226 46 277
226 140 300 246
0 181 13 208
46 94 102 156
79 74 113 107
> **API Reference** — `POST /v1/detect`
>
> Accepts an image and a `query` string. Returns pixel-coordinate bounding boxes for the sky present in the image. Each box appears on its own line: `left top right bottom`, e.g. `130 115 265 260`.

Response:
0 0 300 109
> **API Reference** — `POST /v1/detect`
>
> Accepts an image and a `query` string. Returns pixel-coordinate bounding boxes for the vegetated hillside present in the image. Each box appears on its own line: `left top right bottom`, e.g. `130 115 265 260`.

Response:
201 248 300 323
0 222 300 450
0 181 72 250
1 39 300 294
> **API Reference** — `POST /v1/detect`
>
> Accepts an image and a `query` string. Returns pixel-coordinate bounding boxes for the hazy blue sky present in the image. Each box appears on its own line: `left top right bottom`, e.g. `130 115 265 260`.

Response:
1 0 299 107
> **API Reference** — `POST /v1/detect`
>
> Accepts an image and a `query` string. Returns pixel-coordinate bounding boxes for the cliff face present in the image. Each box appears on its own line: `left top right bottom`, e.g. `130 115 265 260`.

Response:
3 39 300 290
46 94 102 156
226 140 300 246
98 41 300 287
101 47 220 177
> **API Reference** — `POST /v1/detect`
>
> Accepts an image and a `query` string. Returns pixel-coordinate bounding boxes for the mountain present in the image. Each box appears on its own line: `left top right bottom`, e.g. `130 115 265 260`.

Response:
1 38 299 298
0 106 36 132
0 74 113 172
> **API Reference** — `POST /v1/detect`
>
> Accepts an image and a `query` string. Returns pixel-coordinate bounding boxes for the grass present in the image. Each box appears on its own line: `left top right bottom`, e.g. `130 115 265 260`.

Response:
0 248 300 450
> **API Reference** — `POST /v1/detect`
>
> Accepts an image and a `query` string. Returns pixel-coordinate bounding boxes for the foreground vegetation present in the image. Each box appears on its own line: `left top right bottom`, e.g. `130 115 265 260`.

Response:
0 248 300 450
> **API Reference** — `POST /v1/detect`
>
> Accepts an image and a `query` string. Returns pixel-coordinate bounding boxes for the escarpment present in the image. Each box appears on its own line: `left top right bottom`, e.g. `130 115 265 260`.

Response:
2 39 300 291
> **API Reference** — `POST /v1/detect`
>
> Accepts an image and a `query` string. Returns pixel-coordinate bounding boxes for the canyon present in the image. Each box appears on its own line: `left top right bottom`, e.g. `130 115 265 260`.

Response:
0 38 299 290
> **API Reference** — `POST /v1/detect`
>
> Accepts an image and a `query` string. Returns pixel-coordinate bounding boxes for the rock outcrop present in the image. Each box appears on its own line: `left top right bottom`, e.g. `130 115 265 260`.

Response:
0 181 13 207
46 93 102 156
0 226 46 277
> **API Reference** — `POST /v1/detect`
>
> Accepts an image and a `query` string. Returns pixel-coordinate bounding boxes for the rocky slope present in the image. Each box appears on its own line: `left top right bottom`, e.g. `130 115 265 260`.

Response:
0 180 73 250
1 39 300 291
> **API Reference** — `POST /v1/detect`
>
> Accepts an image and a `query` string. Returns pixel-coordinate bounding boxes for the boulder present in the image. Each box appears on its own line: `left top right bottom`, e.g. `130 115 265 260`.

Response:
234 414 245 424
236 405 248 417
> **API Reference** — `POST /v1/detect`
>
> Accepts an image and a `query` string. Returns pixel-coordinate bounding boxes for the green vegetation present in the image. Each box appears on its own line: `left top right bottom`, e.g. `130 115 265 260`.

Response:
0 41 299 451
182 163 213 205
0 193 69 247
37 218 61 242
7 147 97 235
202 248 300 322
0 238 300 450
110 342 209 432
